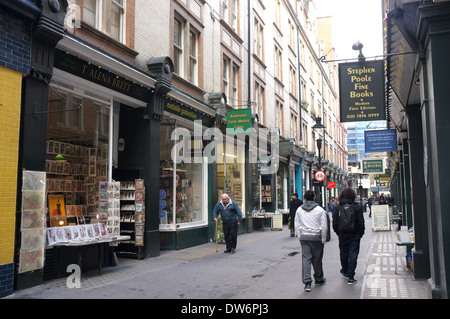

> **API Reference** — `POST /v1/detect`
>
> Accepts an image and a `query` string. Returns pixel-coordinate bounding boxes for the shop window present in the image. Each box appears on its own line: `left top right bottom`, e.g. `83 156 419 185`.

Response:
159 120 207 230
46 84 111 225
216 141 245 212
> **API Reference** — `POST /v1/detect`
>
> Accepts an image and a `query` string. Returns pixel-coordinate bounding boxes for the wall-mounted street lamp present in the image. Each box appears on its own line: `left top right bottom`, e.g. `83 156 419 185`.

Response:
312 117 325 206
312 117 325 167
352 41 365 62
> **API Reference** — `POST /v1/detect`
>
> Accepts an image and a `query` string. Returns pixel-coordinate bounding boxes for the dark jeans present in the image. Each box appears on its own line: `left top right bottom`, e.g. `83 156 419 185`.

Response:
223 220 238 251
338 233 361 278
300 240 325 284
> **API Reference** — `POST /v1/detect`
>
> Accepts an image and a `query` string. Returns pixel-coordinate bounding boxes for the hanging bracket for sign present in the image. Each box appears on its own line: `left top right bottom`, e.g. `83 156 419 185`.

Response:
319 51 417 64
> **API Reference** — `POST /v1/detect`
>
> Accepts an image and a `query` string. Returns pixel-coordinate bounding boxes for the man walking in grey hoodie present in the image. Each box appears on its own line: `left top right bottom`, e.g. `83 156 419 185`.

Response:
294 190 328 292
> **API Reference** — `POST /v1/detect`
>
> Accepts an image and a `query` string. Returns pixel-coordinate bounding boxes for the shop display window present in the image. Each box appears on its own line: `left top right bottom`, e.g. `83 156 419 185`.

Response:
217 141 245 213
159 119 207 230
46 84 111 227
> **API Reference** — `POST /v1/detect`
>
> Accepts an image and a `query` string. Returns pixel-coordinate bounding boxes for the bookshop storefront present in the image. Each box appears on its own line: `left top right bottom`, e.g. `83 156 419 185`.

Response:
38 47 156 279
14 38 170 289
159 96 216 250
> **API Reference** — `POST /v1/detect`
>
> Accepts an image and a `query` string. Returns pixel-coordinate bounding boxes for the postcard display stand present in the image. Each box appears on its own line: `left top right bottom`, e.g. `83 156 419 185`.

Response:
19 170 47 274
116 179 145 259
46 181 119 246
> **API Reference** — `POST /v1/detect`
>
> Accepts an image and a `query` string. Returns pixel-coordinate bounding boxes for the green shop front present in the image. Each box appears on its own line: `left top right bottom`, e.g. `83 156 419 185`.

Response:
158 94 216 250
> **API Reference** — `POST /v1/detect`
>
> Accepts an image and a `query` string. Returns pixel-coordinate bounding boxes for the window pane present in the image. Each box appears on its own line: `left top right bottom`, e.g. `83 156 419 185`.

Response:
83 0 96 26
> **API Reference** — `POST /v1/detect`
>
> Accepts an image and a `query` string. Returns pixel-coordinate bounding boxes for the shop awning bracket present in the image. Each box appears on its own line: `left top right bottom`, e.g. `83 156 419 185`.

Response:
33 102 82 117
31 66 83 117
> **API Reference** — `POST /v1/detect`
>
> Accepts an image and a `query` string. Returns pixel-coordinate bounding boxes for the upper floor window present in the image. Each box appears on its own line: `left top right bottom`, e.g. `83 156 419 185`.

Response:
223 0 238 32
223 57 240 108
253 18 264 61
173 14 200 86
188 30 198 84
83 0 126 43
289 64 297 98
254 81 265 125
274 45 282 81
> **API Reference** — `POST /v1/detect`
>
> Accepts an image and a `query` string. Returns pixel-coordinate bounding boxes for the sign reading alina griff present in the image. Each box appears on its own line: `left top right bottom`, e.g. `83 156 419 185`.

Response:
338 60 385 123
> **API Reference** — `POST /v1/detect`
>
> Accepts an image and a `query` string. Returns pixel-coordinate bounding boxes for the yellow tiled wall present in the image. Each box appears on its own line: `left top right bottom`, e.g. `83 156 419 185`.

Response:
0 65 22 265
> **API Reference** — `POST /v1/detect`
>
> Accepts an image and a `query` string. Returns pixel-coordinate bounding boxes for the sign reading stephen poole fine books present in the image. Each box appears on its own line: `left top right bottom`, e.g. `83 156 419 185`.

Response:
339 60 385 123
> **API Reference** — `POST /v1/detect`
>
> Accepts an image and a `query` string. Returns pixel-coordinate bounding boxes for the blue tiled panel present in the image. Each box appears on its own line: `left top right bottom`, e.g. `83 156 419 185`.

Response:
0 263 14 298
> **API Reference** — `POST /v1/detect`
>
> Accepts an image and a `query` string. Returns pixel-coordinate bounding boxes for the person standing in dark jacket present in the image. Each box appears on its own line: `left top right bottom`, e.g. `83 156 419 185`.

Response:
213 194 242 254
289 193 303 237
332 187 365 285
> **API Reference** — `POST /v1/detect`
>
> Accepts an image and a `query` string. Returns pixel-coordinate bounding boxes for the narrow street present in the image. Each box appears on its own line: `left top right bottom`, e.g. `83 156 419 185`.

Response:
5 212 429 302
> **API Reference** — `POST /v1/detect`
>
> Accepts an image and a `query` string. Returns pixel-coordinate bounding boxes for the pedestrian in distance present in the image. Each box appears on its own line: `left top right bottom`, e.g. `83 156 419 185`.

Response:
294 190 328 292
212 194 242 254
289 193 303 237
332 187 365 285
368 195 374 217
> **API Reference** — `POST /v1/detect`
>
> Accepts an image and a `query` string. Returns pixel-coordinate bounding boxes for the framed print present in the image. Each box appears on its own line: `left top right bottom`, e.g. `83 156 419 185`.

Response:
48 194 65 217
99 223 107 237
22 191 45 212
21 210 45 229
18 248 44 274
78 225 87 239
21 229 46 250
47 228 57 245
55 227 65 242
22 170 46 192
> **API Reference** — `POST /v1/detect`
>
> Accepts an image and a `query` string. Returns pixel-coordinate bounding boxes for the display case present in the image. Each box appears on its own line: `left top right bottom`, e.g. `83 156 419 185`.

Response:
115 179 145 259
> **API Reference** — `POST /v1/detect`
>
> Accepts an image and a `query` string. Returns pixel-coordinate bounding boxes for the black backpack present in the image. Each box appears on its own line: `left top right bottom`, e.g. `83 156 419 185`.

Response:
338 204 356 233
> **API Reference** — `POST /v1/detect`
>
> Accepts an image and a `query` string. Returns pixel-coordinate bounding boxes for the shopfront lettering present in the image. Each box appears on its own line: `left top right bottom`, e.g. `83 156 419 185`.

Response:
54 50 151 102
81 65 132 93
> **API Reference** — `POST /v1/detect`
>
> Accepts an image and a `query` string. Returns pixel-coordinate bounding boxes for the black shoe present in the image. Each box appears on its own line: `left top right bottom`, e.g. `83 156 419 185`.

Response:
340 270 349 278
347 277 357 285
304 282 312 292
224 249 231 253
230 248 235 254
315 278 326 286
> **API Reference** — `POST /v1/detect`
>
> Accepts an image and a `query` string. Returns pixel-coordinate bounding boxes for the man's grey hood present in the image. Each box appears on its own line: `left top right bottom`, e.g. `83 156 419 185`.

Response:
301 200 319 211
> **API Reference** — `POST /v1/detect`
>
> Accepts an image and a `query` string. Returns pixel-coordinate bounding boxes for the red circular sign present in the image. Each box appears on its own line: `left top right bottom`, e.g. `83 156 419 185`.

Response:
314 170 326 182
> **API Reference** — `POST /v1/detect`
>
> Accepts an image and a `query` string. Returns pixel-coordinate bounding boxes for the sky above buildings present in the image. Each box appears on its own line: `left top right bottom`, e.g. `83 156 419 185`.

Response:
315 0 384 61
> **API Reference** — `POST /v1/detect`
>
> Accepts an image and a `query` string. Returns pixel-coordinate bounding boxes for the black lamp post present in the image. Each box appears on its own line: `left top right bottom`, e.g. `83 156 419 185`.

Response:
352 41 365 62
312 117 325 206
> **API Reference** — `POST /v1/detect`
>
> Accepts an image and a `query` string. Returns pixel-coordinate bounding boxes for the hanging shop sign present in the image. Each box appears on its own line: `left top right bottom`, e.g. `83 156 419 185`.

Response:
365 129 397 153
54 49 152 102
226 108 252 134
326 181 336 189
338 60 385 123
361 158 384 174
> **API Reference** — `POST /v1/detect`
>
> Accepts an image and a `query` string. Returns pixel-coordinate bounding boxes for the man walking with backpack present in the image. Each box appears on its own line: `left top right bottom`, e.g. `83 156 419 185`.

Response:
294 190 328 292
333 187 365 284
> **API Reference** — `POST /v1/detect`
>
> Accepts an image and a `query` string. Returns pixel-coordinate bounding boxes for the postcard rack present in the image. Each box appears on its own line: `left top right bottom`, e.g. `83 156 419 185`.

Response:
115 179 145 259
